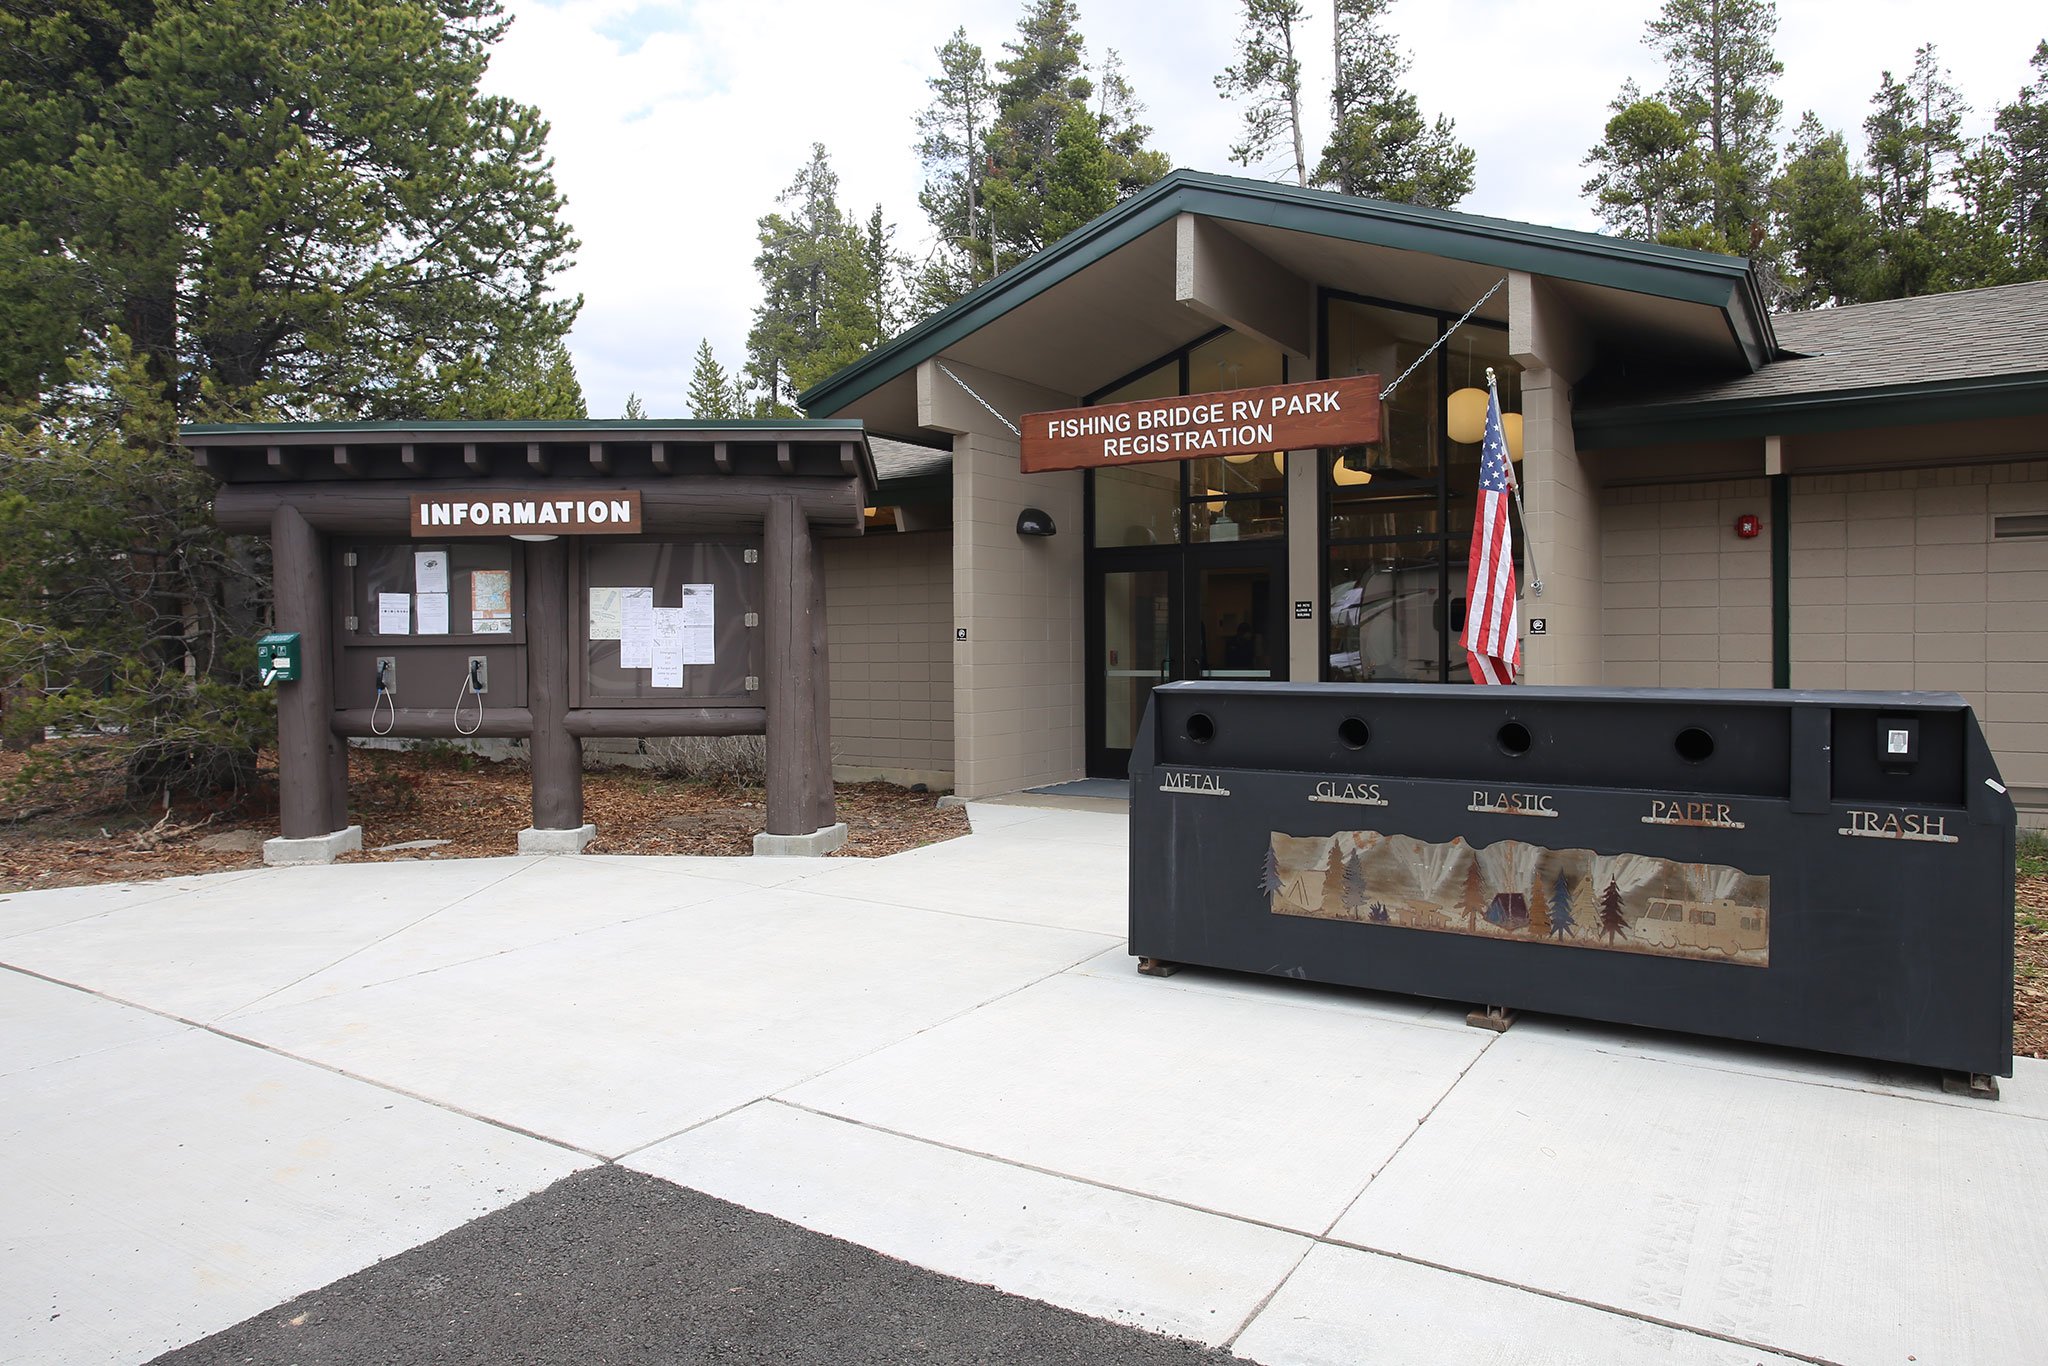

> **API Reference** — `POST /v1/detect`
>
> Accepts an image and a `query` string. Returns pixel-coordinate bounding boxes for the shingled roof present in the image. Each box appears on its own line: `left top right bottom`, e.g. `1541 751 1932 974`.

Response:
1577 279 2048 447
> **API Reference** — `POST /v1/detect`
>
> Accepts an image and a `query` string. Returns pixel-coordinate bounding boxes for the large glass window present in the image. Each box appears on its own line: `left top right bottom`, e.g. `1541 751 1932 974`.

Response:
1321 293 1520 683
1084 331 1289 545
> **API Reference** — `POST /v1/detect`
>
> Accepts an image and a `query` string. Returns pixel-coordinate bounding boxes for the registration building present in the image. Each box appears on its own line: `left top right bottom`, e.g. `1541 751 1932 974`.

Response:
810 170 2048 825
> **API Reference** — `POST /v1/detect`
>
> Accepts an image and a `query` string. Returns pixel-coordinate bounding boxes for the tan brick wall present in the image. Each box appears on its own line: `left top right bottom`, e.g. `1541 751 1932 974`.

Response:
1600 478 1773 689
1602 461 2048 824
951 431 1086 798
823 529 954 788
1521 371 1603 684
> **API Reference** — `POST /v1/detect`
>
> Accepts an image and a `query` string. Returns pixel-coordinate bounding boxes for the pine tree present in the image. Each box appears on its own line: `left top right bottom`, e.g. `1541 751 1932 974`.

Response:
1549 873 1575 939
1566 877 1594 940
1994 42 2048 276
1314 0 1474 207
1583 83 1717 245
743 145 896 412
1343 849 1369 915
0 0 579 415
1527 874 1550 937
981 0 1168 268
1597 879 1629 943
1261 844 1286 901
622 393 648 420
1462 860 1486 931
1775 113 1878 307
1216 0 1310 185
686 340 737 420
1860 46 1971 298
1643 0 1784 251
913 29 997 312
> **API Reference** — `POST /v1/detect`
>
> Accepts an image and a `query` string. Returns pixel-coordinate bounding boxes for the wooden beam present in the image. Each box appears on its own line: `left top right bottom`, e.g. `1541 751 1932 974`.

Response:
333 445 362 477
265 445 301 479
712 441 732 474
212 478 865 536
763 493 815 836
526 442 550 475
588 441 611 475
563 707 766 738
809 536 834 832
271 505 346 838
330 707 535 738
524 538 582 830
838 442 859 477
462 443 489 476
399 443 426 475
650 441 672 474
775 441 794 474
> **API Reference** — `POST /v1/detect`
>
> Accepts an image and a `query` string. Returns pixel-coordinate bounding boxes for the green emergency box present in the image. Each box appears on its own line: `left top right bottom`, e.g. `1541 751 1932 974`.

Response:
256 631 301 684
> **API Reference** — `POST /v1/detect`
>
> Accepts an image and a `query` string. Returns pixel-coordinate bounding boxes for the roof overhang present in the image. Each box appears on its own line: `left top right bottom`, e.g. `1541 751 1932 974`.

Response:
1575 369 2048 449
802 169 1775 429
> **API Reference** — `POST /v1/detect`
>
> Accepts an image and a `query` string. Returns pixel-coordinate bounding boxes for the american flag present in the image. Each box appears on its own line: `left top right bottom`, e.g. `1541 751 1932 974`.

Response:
1463 379 1520 684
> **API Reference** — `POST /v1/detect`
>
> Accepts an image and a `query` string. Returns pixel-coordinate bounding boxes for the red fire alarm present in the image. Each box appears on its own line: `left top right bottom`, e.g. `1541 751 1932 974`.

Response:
1734 513 1761 539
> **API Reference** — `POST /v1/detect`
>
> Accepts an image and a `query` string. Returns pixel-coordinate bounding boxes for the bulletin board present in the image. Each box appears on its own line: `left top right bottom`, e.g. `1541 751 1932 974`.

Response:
575 540 761 705
341 542 524 644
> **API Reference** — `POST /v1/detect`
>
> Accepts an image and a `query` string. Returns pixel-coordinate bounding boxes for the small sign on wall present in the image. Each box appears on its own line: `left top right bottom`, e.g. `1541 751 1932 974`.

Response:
1529 618 1548 635
955 627 968 641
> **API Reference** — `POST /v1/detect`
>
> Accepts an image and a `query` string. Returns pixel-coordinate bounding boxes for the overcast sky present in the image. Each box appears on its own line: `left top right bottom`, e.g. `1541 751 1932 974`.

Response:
483 1 2044 419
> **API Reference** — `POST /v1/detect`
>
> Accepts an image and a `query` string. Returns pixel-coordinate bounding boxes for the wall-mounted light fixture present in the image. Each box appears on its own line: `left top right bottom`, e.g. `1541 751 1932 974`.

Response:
509 533 559 543
1016 507 1057 537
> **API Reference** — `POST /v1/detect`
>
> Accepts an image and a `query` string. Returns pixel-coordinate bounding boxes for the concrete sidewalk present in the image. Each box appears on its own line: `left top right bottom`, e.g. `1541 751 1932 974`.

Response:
3 800 2044 1365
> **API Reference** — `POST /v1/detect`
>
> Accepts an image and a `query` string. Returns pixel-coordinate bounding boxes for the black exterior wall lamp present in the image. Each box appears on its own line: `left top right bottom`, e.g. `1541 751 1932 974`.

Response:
1016 507 1057 537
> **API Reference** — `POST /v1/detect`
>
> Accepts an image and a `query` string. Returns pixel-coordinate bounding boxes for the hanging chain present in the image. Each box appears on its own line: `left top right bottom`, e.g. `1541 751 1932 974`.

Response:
1377 276 1508 401
937 363 1021 437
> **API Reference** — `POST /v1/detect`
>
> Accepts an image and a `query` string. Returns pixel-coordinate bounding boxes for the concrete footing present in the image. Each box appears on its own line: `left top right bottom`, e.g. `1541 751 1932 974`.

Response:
262 825 364 867
753 823 849 858
518 824 597 855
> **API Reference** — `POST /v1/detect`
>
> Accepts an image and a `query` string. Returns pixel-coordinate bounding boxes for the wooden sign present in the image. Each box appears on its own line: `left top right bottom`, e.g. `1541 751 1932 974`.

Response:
410 491 642 537
1020 374 1381 474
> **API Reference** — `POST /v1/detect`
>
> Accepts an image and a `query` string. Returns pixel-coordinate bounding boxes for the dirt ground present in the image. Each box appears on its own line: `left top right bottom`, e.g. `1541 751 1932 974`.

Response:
4 742 2044 1060
0 743 967 889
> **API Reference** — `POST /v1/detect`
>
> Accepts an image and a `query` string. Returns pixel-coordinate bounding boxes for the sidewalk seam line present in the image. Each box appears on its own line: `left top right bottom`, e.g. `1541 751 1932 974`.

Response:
0 962 605 1163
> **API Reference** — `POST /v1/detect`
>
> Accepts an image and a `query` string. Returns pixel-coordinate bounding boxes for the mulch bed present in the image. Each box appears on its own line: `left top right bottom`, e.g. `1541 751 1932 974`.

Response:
5 742 2045 1061
0 743 966 892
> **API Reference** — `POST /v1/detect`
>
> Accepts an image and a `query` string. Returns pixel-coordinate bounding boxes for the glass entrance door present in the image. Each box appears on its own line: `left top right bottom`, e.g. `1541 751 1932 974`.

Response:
1087 545 1284 777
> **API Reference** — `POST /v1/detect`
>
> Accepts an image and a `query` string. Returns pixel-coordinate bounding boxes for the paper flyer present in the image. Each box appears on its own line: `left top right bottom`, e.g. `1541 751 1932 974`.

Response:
679 584 716 665
413 549 449 596
619 587 655 667
588 586 623 641
416 592 450 635
650 606 687 688
377 592 411 635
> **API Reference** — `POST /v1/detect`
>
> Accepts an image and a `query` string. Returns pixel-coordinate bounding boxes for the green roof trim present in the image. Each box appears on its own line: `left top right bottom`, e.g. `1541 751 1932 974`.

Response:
1575 369 2048 449
181 418 864 436
799 168 1776 416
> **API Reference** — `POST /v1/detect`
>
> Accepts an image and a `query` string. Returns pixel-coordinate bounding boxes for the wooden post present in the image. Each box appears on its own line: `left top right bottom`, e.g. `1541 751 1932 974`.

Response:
271 504 347 838
525 538 583 829
809 538 835 831
764 494 816 835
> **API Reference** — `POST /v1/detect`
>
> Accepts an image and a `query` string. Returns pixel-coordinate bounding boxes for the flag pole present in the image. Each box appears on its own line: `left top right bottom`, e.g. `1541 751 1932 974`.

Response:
1489 367 1544 598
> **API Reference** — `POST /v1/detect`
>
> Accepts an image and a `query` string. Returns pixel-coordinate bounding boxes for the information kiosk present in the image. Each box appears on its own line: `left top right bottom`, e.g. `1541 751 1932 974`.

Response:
187 421 876 863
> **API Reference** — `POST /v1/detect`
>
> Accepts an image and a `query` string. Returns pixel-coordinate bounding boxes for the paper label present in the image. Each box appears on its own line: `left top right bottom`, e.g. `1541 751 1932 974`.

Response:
619 587 654 668
416 592 450 635
414 549 449 596
588 586 623 641
377 592 411 635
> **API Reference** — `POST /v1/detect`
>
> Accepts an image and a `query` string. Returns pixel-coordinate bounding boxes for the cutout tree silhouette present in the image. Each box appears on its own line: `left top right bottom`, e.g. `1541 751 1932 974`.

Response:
1597 878 1629 943
1549 872 1576 938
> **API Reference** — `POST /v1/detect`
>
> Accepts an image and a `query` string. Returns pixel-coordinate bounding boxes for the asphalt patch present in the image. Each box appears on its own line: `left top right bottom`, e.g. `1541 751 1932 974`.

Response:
152 1165 1251 1365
